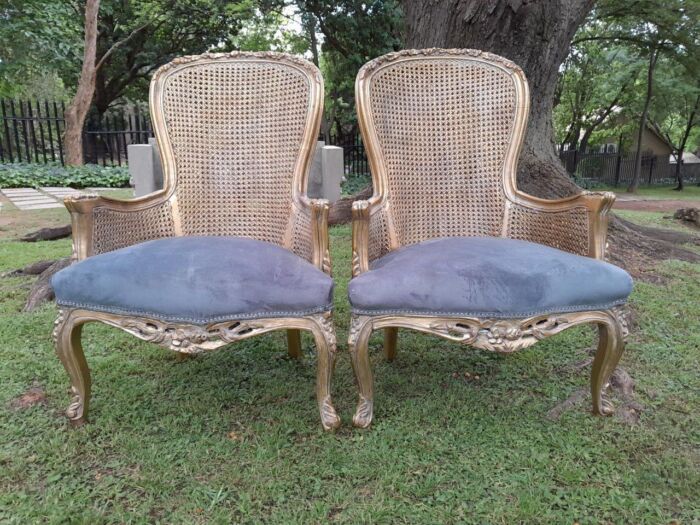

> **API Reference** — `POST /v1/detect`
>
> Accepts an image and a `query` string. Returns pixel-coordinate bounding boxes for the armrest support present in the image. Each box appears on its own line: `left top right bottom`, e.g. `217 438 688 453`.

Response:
309 198 332 275
351 200 370 277
63 191 176 260
505 190 616 259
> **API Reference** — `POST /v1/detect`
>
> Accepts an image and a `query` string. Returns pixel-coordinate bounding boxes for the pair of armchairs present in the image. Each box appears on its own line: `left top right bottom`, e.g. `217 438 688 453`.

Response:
51 50 632 431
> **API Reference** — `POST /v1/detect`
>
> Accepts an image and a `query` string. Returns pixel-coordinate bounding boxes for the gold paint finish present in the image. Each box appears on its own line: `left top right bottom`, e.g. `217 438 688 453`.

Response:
349 49 627 428
54 52 339 430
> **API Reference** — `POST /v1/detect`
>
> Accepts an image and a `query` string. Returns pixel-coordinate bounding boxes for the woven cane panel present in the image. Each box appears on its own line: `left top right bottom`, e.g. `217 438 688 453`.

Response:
506 203 590 256
290 208 313 262
368 207 391 262
368 59 516 247
92 201 175 254
162 61 310 246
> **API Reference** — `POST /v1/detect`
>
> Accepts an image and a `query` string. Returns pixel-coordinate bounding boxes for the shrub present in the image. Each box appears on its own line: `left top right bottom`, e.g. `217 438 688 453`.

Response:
0 163 130 189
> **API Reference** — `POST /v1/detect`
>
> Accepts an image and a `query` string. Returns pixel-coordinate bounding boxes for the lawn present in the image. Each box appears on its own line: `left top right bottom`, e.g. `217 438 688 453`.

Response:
607 184 700 200
0 215 699 522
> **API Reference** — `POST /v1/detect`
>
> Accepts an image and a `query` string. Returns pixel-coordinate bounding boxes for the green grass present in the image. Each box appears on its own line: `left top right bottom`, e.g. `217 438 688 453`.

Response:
605 185 700 200
615 209 695 233
1 228 699 523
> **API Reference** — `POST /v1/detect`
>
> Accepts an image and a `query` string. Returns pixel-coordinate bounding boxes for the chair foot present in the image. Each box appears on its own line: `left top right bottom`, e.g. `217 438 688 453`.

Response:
383 327 397 362
353 395 374 429
310 313 340 431
287 329 302 359
349 315 374 428
175 352 195 362
591 313 626 416
54 310 91 425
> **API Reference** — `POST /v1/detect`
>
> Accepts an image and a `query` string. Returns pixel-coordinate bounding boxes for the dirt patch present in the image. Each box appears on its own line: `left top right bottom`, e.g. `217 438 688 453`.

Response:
9 382 47 409
614 199 699 212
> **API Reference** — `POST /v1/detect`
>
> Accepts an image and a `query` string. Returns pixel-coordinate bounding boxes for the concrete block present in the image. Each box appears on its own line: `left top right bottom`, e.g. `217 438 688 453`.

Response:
307 140 325 200
128 140 163 197
321 146 343 203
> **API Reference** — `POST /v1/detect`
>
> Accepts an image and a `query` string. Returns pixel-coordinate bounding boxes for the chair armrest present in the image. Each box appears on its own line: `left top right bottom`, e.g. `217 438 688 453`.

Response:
64 191 176 260
351 198 392 277
504 190 616 259
309 198 332 275
352 200 371 277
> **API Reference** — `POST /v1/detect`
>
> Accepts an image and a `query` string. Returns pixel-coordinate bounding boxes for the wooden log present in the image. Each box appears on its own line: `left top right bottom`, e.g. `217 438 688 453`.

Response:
23 257 72 312
2 259 55 277
20 225 72 242
673 207 699 226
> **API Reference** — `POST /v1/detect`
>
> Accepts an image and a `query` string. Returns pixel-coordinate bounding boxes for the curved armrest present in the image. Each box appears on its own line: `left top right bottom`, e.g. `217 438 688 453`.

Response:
351 200 371 277
505 190 616 259
64 191 175 260
309 198 332 275
351 197 392 277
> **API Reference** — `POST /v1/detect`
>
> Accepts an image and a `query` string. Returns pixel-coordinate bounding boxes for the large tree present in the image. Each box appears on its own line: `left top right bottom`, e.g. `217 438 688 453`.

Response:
398 0 700 271
403 0 594 199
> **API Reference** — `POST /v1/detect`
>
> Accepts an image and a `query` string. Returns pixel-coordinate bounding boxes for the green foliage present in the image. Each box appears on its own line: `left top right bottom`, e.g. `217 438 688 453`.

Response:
0 0 80 99
0 163 130 189
298 1 403 137
557 0 700 155
0 222 699 522
341 173 371 196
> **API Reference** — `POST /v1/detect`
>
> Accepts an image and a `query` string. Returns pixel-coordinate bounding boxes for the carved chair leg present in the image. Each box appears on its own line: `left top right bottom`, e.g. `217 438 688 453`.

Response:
309 314 340 431
349 315 374 428
53 310 91 426
383 327 398 362
591 313 626 415
287 329 302 359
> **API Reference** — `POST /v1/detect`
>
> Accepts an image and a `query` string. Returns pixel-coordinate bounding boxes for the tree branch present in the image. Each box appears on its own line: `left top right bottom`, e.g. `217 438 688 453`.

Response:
95 20 154 71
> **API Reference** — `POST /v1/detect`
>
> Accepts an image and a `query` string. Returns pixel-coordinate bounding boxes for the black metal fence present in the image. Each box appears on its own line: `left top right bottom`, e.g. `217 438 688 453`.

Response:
326 132 369 176
558 149 699 186
0 99 152 167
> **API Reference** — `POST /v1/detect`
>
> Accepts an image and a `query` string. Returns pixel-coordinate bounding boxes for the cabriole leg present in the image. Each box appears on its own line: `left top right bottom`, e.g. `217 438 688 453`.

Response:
591 313 626 415
53 310 91 426
309 314 340 431
287 329 302 359
349 315 374 428
383 327 398 362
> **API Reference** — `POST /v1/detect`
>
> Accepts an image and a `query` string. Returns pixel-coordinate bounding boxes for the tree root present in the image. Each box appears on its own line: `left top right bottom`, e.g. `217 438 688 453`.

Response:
20 224 72 242
22 257 71 312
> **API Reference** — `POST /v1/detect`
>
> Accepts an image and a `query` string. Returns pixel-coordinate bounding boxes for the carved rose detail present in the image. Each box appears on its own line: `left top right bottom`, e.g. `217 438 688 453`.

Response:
419 316 568 353
120 319 264 353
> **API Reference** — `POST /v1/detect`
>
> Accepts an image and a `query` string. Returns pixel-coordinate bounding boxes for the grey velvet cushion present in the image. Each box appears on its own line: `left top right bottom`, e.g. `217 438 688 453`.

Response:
52 236 333 323
348 237 632 318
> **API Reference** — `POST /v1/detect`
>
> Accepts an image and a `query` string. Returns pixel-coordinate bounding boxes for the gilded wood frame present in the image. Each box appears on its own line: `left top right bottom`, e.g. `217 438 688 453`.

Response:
54 52 340 431
349 49 627 428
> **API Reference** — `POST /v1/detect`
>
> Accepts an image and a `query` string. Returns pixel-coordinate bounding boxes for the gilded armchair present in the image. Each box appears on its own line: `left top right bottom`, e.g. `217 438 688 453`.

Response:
51 52 340 431
348 49 632 428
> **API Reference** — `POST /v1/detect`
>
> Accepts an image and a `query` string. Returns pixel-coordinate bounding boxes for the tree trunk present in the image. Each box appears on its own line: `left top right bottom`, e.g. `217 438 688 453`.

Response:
402 0 592 199
628 47 658 193
673 93 700 191
63 0 100 166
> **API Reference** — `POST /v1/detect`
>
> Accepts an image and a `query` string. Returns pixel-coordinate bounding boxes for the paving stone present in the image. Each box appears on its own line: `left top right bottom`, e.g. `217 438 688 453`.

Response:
16 202 64 210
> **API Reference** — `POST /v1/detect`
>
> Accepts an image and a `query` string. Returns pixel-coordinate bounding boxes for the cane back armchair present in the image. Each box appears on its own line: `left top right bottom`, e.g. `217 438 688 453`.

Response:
348 49 633 428
51 52 340 431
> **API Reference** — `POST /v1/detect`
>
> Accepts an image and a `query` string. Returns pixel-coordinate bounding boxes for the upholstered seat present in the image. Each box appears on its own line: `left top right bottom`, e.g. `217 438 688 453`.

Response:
349 237 632 318
347 49 632 428
53 236 334 324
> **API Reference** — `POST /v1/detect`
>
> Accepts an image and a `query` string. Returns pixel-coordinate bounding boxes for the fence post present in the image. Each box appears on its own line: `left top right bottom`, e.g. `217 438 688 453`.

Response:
647 156 654 185
1 100 13 163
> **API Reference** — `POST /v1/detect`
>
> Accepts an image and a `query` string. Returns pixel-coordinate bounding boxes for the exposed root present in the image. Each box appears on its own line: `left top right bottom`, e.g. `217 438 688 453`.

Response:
23 257 72 312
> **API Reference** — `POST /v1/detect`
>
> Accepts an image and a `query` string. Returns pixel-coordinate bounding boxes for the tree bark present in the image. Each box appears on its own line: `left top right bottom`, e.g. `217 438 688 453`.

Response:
63 0 100 166
672 93 700 191
402 0 593 199
628 46 658 193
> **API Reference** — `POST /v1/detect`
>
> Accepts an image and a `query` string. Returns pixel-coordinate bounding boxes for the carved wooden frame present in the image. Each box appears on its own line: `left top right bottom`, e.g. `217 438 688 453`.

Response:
53 52 340 431
349 49 627 428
